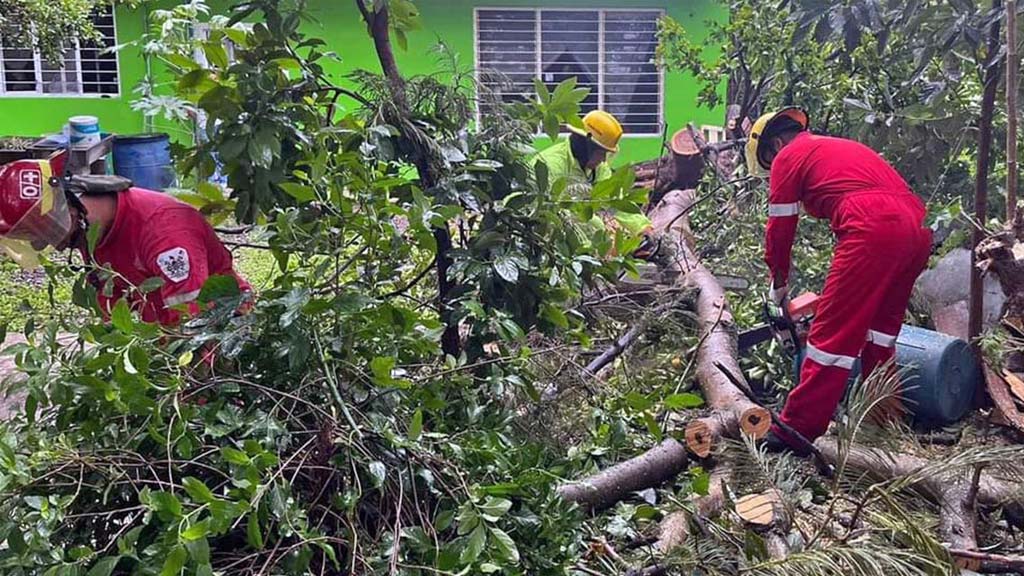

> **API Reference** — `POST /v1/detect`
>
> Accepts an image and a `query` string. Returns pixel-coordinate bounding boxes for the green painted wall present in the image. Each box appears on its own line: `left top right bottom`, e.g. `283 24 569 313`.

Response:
0 1 725 166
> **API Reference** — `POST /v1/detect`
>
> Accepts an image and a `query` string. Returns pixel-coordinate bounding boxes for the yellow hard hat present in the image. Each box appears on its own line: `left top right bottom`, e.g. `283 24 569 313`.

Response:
568 110 624 153
745 107 809 176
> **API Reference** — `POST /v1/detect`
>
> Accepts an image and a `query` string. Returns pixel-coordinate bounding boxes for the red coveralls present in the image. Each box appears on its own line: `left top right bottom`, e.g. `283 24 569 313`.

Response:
764 132 932 443
87 187 251 326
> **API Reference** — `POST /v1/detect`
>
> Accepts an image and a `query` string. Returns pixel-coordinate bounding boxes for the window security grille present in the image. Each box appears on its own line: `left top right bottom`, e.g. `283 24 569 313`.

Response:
476 8 663 136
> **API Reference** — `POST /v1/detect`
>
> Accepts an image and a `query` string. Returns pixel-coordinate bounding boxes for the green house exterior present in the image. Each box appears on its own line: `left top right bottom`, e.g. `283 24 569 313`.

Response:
0 1 725 166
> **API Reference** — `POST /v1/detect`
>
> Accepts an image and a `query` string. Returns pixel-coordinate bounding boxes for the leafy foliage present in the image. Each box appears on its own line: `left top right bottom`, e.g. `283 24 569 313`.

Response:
0 0 655 574
0 0 103 63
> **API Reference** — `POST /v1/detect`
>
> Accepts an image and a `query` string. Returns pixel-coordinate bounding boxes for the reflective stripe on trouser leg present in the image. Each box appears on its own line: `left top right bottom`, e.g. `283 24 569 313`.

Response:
805 344 856 369
780 353 855 440
866 330 897 348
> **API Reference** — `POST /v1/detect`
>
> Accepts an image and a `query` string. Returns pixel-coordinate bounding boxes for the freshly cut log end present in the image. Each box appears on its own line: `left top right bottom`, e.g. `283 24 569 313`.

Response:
740 406 771 439
736 491 782 527
684 420 713 458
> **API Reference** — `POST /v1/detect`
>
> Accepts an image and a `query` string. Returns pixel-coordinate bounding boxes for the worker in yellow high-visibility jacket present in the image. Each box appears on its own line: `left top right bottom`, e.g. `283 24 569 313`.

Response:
532 110 622 197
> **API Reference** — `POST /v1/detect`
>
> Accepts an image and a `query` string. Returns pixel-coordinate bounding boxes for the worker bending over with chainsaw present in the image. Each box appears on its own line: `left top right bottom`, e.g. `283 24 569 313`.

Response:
532 110 622 194
0 158 250 326
748 108 932 453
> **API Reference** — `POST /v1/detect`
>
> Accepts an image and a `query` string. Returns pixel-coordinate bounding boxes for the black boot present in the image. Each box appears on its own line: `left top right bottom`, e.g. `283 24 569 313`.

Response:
762 429 811 457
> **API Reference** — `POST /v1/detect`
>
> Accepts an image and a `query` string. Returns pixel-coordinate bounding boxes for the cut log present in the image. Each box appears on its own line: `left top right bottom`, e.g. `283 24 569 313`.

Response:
557 439 689 510
684 414 734 459
670 128 705 189
736 489 792 559
655 465 731 552
816 437 1024 571
648 189 771 456
736 491 784 527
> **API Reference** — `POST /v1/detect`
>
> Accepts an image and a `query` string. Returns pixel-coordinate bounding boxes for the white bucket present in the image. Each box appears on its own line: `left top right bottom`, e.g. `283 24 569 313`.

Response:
69 115 101 149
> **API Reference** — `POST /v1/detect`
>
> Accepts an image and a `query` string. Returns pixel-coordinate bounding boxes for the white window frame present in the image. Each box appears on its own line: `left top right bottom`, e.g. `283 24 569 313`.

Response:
0 6 121 98
474 6 665 137
701 125 726 144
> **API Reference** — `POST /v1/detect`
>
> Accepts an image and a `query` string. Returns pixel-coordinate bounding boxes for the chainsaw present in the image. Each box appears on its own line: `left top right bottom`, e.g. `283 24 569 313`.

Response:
737 292 819 356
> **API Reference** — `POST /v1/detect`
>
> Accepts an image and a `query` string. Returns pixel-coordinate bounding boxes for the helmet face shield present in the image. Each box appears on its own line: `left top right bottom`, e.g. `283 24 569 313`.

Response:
6 186 72 249
0 160 72 254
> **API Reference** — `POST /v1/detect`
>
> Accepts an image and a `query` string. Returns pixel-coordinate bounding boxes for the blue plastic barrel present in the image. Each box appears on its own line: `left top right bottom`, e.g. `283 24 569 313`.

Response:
793 325 979 424
112 133 175 191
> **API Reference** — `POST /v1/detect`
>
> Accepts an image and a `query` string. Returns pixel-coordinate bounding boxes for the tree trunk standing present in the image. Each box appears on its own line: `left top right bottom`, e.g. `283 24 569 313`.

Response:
357 0 460 357
1009 0 1019 220
970 0 1004 345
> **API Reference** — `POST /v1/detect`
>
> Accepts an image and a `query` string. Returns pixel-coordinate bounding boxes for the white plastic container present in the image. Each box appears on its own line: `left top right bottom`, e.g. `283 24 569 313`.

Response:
69 116 101 149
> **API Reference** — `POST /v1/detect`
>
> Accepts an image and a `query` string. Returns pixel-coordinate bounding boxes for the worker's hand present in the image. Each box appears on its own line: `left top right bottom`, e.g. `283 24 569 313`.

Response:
768 282 790 311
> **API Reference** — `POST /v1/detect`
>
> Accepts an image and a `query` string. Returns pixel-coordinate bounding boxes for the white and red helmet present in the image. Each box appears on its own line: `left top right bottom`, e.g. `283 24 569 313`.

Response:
0 159 71 261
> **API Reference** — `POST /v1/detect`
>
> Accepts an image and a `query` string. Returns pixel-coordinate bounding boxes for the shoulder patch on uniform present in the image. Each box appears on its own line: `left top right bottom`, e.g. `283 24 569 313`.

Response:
156 247 190 283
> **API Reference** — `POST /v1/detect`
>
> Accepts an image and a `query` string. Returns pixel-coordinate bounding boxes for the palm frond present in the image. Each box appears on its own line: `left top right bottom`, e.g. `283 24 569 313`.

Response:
744 543 950 576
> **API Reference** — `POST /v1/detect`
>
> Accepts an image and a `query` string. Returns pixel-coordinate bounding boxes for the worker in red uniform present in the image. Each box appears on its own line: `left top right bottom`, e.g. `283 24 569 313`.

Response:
746 107 932 453
0 158 250 326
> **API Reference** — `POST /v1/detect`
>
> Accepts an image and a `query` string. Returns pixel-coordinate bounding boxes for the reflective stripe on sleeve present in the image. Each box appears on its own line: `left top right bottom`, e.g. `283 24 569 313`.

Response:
866 329 898 348
768 202 800 217
164 289 201 308
805 344 856 370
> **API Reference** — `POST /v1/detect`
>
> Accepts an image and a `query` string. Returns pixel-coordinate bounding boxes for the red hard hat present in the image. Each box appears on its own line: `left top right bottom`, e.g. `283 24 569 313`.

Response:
0 159 71 250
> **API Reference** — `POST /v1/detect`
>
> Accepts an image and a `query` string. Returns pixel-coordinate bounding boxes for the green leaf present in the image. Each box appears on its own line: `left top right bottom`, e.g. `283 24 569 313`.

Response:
692 467 711 496
204 42 229 69
117 526 143 556
70 546 94 561
478 497 512 521
614 212 652 235
533 77 551 102
270 57 302 70
643 412 663 441
160 545 188 576
186 537 211 566
489 526 520 563
86 556 119 576
247 517 265 549
493 256 519 283
743 530 769 563
147 491 183 522
460 523 487 565
183 477 215 504
111 299 132 333
369 356 395 386
182 519 210 541
138 276 165 294
663 393 704 410
625 392 653 411
279 182 316 203
87 220 103 253
221 447 251 466
178 350 194 367
198 275 241 303
408 409 423 441
435 509 455 532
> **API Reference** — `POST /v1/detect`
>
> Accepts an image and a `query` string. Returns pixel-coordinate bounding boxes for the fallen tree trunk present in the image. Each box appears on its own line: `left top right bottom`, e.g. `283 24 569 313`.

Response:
649 190 771 457
656 465 731 552
557 190 767 509
816 437 1024 571
557 439 689 510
